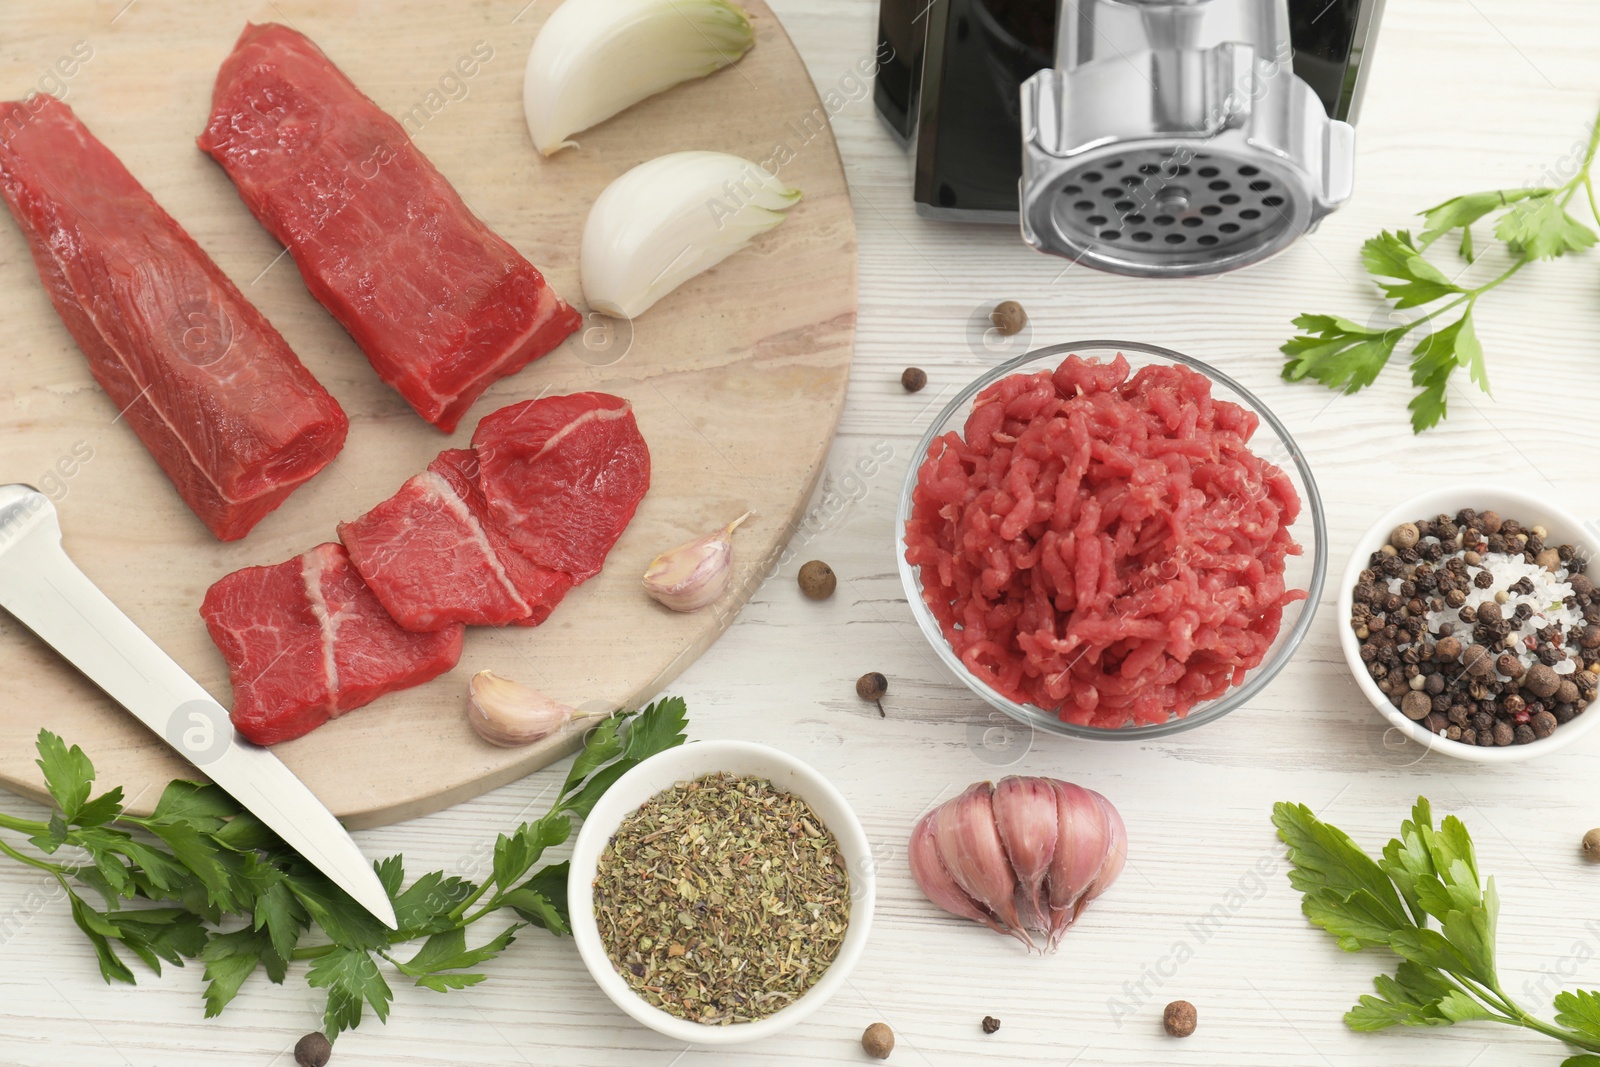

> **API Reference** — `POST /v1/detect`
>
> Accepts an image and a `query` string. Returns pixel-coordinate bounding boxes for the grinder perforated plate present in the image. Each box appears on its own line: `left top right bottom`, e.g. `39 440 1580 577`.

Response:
1041 145 1301 275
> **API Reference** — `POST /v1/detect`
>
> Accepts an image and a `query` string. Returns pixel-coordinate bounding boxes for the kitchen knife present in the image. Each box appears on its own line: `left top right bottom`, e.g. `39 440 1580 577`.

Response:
0 484 397 928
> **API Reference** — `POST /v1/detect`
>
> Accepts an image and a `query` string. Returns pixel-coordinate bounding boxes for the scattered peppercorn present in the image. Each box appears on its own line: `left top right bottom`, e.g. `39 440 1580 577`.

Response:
990 300 1027 336
797 560 837 600
981 1016 1002 1035
900 367 927 393
857 672 888 716
862 1022 895 1059
294 1033 332 1067
1584 829 1600 862
1163 1000 1198 1038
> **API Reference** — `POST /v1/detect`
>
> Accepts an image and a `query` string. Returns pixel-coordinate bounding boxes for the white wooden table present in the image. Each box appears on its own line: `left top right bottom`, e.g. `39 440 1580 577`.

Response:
7 1 1600 1064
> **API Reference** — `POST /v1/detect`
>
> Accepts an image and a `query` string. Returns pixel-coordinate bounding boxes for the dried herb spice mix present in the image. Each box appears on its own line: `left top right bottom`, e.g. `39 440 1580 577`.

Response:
593 772 851 1024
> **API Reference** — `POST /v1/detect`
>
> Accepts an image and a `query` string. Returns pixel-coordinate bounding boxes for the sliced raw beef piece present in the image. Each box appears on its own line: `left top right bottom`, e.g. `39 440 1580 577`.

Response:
0 95 347 541
201 542 463 744
198 23 582 433
473 393 651 582
427 449 573 626
338 448 572 630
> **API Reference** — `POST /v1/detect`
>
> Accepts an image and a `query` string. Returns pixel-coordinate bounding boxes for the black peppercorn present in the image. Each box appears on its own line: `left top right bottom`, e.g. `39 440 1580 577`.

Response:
1514 723 1536 745
1493 720 1515 746
1530 710 1558 739
982 1016 1002 1035
1473 570 1494 589
1478 510 1503 534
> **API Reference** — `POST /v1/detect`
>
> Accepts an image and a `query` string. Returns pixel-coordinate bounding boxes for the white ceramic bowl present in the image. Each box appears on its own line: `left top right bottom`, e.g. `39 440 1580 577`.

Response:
1339 484 1600 763
567 740 875 1045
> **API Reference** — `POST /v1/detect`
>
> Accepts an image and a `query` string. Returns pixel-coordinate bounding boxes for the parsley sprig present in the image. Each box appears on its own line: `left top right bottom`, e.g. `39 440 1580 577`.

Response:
0 697 688 1041
1281 107 1600 432
1274 797 1600 1064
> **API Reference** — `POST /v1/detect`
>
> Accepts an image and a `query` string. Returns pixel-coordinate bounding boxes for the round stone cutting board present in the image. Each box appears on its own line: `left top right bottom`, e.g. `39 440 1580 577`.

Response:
0 0 855 826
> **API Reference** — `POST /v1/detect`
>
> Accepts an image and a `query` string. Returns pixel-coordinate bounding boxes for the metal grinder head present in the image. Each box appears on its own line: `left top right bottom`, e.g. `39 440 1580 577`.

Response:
1020 0 1356 276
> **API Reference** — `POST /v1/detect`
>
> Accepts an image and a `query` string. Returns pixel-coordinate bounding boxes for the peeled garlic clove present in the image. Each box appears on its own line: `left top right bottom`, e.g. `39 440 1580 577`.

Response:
524 0 755 157
993 775 1059 931
467 670 576 747
909 809 1022 944
932 781 1031 948
581 151 800 319
643 511 751 612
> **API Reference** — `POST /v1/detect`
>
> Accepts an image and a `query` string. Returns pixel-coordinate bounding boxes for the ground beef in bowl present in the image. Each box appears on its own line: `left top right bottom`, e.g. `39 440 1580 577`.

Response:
904 353 1304 728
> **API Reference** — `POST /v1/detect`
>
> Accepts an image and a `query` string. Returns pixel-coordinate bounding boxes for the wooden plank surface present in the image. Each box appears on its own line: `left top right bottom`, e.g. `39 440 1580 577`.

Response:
0 0 856 826
7 0 1600 1065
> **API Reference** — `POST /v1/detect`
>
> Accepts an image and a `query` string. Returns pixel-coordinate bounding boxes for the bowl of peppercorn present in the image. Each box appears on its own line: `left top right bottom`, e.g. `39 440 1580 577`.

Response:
1341 485 1600 762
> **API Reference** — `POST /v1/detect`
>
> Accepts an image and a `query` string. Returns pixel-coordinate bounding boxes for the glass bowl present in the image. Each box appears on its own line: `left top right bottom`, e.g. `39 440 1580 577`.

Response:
895 340 1327 740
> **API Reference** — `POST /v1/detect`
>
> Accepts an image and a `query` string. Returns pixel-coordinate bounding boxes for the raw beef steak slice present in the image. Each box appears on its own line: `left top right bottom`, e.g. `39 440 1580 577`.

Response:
201 542 463 744
198 23 582 433
427 448 573 626
473 393 651 582
338 449 572 631
0 95 347 541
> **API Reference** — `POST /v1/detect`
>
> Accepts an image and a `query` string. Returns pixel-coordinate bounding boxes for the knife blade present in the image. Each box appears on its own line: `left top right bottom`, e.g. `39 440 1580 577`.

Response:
0 484 396 928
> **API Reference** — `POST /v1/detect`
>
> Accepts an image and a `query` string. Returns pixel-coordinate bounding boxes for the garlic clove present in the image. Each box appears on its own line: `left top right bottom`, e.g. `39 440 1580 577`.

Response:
524 0 755 157
909 809 1024 945
642 511 751 612
581 152 800 319
992 776 1059 931
467 670 577 747
1044 781 1124 949
932 781 1031 948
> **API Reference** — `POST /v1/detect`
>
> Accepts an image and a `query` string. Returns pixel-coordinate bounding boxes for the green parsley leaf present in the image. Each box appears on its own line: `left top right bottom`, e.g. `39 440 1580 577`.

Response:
1419 188 1542 246
1272 802 1413 938
560 713 627 797
1406 311 1488 433
1555 990 1600 1045
622 696 689 761
251 875 308 964
391 870 476 937
1280 314 1401 394
36 729 94 821
200 928 273 1017
1345 961 1459 1031
491 812 570 892
147 780 239 829
374 854 405 899
1362 231 1467 308
509 862 570 935
66 889 135 985
397 924 519 985
1495 193 1598 259
284 868 390 952
109 908 208 974
307 946 392 1039
1563 1057 1600 1067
